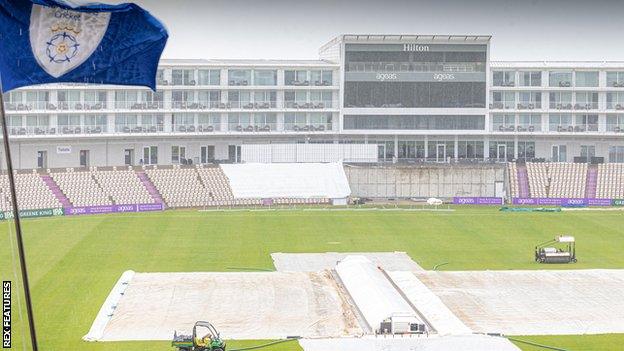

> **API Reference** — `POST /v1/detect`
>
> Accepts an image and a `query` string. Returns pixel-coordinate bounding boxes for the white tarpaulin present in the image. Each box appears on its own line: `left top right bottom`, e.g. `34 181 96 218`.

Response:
335 256 419 332
415 269 624 335
299 335 521 351
220 162 351 199
89 271 361 341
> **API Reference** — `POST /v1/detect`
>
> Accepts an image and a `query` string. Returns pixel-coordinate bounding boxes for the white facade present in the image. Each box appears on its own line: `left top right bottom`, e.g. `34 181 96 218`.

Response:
2 34 624 169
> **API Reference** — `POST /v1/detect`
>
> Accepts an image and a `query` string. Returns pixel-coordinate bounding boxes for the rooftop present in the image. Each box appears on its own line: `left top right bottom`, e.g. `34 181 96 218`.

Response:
158 58 339 67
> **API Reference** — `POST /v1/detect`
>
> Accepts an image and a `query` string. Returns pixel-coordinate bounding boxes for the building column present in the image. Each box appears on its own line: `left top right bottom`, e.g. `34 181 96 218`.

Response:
454 135 459 159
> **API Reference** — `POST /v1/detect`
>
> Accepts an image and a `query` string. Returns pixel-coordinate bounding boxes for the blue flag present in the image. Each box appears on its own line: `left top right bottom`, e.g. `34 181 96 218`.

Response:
0 0 168 92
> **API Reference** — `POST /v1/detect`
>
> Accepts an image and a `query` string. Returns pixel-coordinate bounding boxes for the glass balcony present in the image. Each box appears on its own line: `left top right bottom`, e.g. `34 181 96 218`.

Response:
284 123 332 132
516 101 541 110
347 61 486 73
115 124 165 133
227 123 277 132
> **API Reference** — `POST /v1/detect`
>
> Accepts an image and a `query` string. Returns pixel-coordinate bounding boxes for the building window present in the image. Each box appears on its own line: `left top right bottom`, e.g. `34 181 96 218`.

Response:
26 115 50 134
228 91 251 109
228 69 251 86
198 90 221 108
309 91 333 108
549 114 573 132
57 114 81 134
518 91 541 109
171 146 187 164
492 71 515 87
518 71 541 87
607 72 624 87
607 92 624 110
284 70 309 85
284 91 308 108
253 70 277 86
457 141 484 159
172 69 195 86
284 113 306 131
575 114 598 132
173 114 195 132
26 91 49 110
552 145 567 162
198 69 220 85
575 71 599 87
141 114 165 132
115 114 138 132
518 114 541 132
172 90 195 109
309 113 332 131
310 70 333 86
253 91 277 108
491 91 515 109
607 115 624 132
489 141 514 162
201 146 215 163
57 90 81 110
84 91 107 109
518 141 536 160
84 115 107 133
549 92 573 109
574 92 598 110
143 146 158 165
343 115 485 130
609 146 624 163
115 90 138 109
198 114 220 131
492 114 515 132
549 71 572 87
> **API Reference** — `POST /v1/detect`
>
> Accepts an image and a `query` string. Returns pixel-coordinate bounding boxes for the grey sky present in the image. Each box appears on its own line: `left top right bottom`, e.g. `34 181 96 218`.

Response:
109 0 624 61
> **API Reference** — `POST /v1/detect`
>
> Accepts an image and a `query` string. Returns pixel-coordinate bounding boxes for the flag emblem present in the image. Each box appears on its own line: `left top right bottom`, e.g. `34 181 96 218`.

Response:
30 5 111 78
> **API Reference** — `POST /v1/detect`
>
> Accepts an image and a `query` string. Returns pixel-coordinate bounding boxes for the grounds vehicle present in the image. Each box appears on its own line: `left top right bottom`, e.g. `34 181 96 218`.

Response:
172 321 226 351
535 235 577 263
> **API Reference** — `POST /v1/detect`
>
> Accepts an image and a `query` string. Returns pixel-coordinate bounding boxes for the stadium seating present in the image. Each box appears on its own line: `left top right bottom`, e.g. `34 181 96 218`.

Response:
525 162 587 198
597 163 624 199
526 162 548 198
93 168 154 205
548 163 587 198
145 165 215 207
3 162 622 213
507 163 519 198
51 169 112 206
0 172 62 211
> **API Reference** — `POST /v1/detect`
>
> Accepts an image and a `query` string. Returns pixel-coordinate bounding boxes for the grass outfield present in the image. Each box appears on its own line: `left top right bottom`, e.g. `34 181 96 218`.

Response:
1 206 624 350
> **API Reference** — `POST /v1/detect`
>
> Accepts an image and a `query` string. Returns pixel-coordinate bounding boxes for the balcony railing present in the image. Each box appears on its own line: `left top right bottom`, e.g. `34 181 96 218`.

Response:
489 101 515 110
114 124 165 133
550 102 574 110
284 101 332 109
549 124 599 133
227 124 277 132
493 124 540 132
516 102 542 110
607 103 624 110
573 102 599 110
347 61 486 73
116 101 164 110
607 124 624 133
284 123 332 132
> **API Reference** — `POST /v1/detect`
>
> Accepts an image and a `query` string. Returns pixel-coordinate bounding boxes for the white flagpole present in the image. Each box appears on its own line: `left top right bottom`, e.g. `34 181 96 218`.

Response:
0 88 39 351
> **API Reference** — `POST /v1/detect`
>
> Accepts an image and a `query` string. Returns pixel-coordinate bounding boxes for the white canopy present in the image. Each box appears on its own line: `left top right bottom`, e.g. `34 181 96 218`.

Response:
220 162 351 199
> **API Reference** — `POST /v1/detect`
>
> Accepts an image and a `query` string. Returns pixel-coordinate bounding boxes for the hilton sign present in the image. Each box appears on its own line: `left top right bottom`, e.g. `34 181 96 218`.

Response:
403 44 430 52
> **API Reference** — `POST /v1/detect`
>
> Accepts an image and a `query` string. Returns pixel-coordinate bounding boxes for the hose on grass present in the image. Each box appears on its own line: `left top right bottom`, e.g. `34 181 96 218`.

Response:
229 337 301 351
433 262 449 270
506 336 569 351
